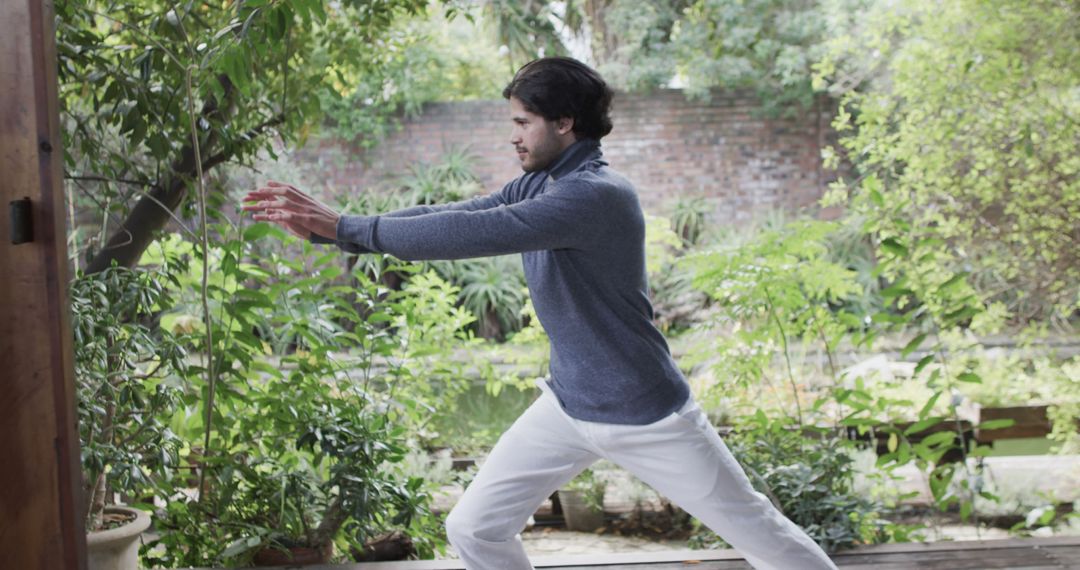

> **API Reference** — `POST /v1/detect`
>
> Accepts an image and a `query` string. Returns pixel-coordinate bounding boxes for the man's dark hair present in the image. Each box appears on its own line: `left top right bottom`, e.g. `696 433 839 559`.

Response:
503 57 614 140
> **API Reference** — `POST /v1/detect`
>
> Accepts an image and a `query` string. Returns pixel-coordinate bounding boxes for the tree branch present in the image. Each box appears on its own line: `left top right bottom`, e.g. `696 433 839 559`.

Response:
66 175 159 188
84 78 296 273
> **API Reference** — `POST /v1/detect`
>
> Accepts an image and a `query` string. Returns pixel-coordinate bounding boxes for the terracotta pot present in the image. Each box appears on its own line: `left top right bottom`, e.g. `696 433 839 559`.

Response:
558 489 605 532
350 530 416 562
86 506 152 570
253 542 333 566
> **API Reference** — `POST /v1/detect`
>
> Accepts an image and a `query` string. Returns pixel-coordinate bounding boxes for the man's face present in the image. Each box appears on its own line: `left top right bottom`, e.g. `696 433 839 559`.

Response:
509 97 572 173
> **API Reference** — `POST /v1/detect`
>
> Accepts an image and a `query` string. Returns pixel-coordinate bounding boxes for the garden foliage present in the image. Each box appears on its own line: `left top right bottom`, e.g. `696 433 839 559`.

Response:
78 226 477 565
72 264 188 532
62 0 1080 561
816 0 1080 324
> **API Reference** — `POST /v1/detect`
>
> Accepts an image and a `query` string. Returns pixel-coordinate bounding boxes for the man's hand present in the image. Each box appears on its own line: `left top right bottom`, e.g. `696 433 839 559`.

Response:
241 180 341 241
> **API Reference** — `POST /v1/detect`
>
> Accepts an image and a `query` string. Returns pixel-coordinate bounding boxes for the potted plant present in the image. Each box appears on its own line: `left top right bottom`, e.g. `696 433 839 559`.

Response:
558 468 606 531
136 241 470 567
71 265 189 570
188 357 437 566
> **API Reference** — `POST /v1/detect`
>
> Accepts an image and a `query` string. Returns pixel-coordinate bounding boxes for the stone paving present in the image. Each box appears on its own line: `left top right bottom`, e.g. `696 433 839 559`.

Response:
432 524 1025 560
520 527 690 557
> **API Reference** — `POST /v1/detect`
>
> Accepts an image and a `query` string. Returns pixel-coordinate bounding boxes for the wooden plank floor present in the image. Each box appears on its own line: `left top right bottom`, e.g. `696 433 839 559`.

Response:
234 536 1080 570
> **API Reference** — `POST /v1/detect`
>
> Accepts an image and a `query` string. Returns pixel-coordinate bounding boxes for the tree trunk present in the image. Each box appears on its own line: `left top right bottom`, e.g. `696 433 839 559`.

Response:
585 0 616 66
308 494 347 548
85 75 235 274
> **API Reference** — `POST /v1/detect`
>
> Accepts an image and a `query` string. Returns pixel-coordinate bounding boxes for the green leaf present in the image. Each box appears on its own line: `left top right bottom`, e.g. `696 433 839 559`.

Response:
897 440 911 465
978 419 1015 431
937 273 967 294
956 372 982 383
862 174 882 203
840 417 879 428
243 222 274 241
868 187 884 208
880 237 908 257
871 312 907 324
960 500 973 522
901 333 927 357
221 537 257 558
918 392 942 418
904 417 943 436
880 285 914 299
920 431 957 447
914 354 935 376
943 306 980 323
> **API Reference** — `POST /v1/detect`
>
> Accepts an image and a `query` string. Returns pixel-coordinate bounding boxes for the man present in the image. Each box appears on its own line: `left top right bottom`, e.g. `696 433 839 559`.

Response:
243 57 837 570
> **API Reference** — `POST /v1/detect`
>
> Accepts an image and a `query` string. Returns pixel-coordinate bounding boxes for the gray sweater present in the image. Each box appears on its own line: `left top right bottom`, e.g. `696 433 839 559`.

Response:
315 138 690 425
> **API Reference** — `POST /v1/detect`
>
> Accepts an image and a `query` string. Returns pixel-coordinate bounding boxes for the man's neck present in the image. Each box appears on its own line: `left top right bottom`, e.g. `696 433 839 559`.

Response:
545 137 601 181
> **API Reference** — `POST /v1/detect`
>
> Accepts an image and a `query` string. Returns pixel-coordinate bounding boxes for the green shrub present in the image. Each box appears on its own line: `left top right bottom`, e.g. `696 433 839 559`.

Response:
689 417 919 552
138 228 477 566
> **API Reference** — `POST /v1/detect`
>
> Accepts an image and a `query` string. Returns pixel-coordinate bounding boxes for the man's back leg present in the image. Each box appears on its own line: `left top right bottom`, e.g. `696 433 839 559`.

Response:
596 398 839 570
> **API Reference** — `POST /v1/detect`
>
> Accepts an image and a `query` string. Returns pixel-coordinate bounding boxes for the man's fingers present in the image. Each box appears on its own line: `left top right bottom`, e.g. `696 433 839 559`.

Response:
244 183 320 210
265 180 312 202
243 196 310 213
247 187 287 199
265 180 299 195
241 190 281 208
245 185 296 199
242 197 287 210
255 209 314 226
242 182 335 240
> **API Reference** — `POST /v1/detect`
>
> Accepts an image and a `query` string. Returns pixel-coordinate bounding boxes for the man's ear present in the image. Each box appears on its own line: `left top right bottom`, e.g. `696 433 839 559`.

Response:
556 116 575 136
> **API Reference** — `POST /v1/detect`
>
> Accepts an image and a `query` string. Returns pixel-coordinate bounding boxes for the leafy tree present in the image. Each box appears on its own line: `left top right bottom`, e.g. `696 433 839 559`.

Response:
58 0 428 272
816 0 1080 325
136 228 473 565
664 0 868 115
681 217 863 424
319 3 509 145
480 0 869 116
588 0 688 91
481 0 576 69
71 265 189 531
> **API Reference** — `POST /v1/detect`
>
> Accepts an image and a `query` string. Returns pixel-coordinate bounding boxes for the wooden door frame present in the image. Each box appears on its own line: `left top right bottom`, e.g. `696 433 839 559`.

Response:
1 0 88 568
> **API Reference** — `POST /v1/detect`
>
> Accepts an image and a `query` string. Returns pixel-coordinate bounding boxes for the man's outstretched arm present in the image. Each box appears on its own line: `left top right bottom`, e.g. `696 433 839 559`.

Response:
242 180 511 254
244 178 605 260
332 180 603 260
308 186 510 253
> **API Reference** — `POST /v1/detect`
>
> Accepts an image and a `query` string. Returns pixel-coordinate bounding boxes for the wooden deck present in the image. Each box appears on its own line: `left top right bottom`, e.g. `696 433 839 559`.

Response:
226 536 1080 570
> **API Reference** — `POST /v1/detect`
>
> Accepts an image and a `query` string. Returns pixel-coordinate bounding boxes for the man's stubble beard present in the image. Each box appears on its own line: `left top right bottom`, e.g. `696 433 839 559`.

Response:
520 127 564 173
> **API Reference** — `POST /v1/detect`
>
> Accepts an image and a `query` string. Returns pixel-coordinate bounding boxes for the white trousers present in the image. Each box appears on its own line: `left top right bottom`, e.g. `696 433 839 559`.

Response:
445 380 838 570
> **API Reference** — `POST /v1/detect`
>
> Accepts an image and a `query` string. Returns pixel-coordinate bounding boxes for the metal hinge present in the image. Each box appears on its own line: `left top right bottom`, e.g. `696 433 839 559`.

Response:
10 197 32 244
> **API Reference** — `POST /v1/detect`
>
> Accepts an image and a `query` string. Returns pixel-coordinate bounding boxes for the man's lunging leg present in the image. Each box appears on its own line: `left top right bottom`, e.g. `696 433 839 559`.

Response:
446 388 600 570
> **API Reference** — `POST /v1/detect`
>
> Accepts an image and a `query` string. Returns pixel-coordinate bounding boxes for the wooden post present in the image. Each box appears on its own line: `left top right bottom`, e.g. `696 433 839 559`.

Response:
0 0 88 568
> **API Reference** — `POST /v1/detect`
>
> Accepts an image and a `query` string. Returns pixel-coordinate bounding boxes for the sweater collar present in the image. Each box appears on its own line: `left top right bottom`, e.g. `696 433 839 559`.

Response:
544 138 602 181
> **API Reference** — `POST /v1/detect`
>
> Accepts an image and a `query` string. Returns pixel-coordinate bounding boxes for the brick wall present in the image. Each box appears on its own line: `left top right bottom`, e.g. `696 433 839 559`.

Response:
295 89 840 225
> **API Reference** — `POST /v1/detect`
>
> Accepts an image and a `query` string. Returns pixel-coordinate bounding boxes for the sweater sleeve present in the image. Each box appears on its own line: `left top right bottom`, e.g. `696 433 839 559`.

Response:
334 179 604 261
310 185 510 253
